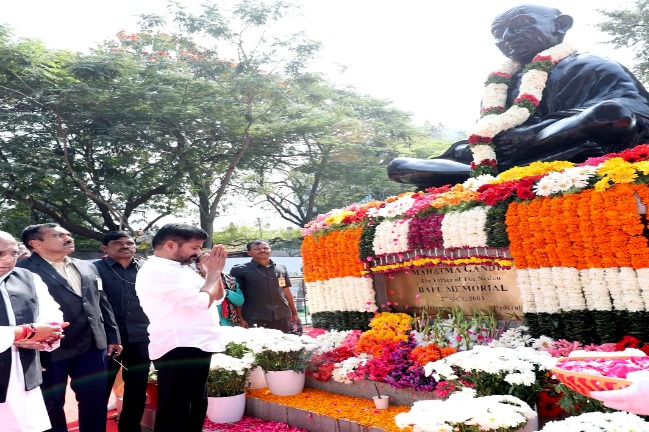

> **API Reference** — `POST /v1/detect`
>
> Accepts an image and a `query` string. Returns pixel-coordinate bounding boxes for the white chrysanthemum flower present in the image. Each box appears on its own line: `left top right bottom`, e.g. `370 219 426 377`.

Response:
395 390 535 432
539 411 649 432
462 174 497 191
531 335 555 351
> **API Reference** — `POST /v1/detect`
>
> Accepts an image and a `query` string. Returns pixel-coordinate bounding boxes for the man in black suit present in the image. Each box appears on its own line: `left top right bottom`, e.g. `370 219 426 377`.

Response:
94 231 149 432
18 223 122 432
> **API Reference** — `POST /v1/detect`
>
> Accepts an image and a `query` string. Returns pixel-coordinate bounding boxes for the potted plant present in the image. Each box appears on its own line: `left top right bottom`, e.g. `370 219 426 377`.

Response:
395 388 537 432
205 352 255 423
243 327 320 396
224 340 266 389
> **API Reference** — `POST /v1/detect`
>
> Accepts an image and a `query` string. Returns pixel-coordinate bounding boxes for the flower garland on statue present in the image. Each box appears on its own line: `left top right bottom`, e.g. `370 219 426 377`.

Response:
469 43 577 177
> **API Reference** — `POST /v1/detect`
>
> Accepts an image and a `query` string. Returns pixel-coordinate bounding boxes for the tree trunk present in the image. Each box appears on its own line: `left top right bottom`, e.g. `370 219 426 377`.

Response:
197 187 214 248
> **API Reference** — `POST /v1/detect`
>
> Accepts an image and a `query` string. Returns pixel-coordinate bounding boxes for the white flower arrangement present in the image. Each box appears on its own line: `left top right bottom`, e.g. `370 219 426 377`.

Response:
424 345 556 407
533 165 596 196
636 268 649 308
305 277 377 314
560 267 587 312
515 268 536 313
538 411 649 432
223 327 320 372
619 267 645 312
488 326 533 349
395 388 536 432
425 345 555 381
313 329 355 354
519 69 548 99
462 174 497 191
373 219 411 255
331 353 371 384
540 267 561 314
374 194 417 218
207 352 256 397
482 83 508 108
471 144 497 164
580 268 612 311
210 352 256 374
441 206 490 248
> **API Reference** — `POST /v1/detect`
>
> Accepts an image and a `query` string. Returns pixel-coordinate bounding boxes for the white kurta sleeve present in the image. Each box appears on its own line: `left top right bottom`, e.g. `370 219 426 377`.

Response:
0 327 14 352
33 274 64 324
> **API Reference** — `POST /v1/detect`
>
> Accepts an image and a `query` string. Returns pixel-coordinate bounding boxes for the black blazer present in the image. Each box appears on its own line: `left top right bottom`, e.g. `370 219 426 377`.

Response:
17 253 120 361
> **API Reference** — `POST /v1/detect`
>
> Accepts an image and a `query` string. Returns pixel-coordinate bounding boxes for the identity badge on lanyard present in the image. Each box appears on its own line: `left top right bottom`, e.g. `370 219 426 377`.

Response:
278 277 286 288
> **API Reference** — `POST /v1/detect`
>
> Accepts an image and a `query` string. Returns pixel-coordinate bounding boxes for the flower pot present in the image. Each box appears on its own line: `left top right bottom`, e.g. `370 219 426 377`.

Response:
206 393 246 424
246 366 267 389
264 370 305 396
145 382 158 406
372 395 389 410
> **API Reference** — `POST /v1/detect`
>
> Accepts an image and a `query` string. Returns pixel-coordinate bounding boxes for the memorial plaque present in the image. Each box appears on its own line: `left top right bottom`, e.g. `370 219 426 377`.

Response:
384 264 522 319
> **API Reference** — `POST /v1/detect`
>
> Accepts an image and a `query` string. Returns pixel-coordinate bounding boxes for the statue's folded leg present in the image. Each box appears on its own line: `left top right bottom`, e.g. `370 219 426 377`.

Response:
387 157 472 189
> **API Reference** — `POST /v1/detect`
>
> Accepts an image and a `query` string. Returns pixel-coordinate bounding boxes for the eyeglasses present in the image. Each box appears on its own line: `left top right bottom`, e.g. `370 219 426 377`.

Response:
0 250 22 260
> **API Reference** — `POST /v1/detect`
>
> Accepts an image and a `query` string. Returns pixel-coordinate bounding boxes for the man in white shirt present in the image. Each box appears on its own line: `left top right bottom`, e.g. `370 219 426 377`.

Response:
135 223 226 432
0 230 66 432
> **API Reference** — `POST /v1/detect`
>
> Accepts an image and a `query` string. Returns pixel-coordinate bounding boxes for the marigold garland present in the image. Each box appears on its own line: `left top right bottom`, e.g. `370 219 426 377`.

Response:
505 184 649 270
301 226 365 282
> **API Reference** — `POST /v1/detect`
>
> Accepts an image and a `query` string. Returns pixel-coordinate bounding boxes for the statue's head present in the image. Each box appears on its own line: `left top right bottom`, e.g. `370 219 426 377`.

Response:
491 4 573 64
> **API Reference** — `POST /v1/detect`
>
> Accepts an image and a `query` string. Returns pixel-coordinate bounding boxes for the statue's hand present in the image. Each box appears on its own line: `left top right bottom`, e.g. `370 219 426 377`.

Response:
493 127 539 160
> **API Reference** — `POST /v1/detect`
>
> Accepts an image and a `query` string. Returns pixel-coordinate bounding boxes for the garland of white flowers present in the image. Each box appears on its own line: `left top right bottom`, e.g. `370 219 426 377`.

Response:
469 43 577 177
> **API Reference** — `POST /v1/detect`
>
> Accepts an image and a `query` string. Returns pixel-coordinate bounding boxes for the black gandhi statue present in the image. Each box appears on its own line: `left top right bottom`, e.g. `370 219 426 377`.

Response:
388 4 649 189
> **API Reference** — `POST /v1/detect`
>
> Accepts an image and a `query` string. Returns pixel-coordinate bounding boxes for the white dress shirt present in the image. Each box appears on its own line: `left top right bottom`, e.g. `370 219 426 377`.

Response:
0 272 64 432
135 256 225 360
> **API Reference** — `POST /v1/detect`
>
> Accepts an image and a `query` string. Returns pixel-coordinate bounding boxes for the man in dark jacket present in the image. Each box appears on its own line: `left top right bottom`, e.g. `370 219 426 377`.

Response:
230 240 300 333
94 231 149 432
18 223 121 432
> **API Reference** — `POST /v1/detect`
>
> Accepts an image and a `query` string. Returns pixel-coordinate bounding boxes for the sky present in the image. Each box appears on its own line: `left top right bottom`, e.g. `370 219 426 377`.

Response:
1 0 639 227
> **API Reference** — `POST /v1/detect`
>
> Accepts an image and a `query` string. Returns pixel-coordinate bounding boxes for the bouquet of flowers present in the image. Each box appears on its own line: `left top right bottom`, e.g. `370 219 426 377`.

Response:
206 352 256 397
425 345 556 407
538 411 649 431
395 388 536 432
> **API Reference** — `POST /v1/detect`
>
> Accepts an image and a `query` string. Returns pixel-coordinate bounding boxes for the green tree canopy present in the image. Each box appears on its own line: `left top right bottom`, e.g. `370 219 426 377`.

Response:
597 1 649 79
